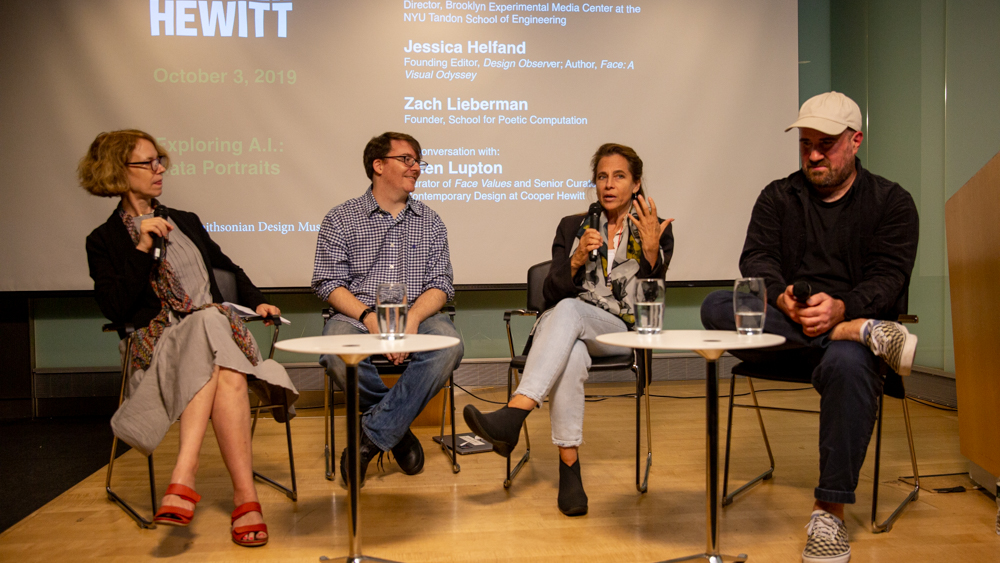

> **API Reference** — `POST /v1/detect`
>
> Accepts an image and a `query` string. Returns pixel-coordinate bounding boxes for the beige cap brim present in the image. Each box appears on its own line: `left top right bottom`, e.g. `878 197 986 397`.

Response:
785 116 850 136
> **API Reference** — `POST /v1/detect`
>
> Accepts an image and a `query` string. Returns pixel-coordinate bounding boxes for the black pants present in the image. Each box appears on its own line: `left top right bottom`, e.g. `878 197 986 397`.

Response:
701 290 884 504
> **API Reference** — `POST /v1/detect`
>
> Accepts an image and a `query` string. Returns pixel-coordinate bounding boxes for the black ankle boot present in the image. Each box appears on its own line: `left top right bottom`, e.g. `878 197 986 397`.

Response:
558 458 588 516
462 405 529 458
340 430 383 488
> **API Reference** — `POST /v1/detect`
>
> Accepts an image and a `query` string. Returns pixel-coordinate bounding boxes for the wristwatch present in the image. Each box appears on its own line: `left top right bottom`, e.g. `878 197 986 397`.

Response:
358 307 375 323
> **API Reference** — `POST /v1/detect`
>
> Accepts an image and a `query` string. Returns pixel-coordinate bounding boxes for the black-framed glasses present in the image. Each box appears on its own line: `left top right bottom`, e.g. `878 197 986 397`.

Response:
382 154 429 169
127 156 166 171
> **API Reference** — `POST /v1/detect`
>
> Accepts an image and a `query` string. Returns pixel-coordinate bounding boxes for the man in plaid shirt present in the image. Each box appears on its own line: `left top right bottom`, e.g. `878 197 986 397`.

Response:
312 132 464 485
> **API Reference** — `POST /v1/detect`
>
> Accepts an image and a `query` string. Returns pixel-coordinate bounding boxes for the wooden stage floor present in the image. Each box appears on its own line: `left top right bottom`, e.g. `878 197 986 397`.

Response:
1 381 997 562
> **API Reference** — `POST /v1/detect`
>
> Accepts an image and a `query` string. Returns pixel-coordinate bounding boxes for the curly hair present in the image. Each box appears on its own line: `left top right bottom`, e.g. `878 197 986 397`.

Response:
590 142 646 199
362 132 421 180
78 129 170 197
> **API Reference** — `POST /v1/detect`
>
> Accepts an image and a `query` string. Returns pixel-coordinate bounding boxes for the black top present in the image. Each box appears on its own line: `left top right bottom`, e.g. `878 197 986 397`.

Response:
796 185 853 298
739 158 919 320
85 206 268 336
542 213 675 311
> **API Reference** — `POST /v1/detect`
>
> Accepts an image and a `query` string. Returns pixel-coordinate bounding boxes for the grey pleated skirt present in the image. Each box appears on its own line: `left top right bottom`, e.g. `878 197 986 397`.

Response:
110 308 298 456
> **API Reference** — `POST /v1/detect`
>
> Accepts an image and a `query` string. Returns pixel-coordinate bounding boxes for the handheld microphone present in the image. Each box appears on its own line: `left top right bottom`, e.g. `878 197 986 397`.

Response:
152 205 169 262
587 202 602 261
792 281 812 303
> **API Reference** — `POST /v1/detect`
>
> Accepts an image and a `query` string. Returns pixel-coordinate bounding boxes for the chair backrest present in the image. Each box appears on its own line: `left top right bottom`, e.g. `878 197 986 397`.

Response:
525 260 552 313
214 268 239 304
885 281 910 321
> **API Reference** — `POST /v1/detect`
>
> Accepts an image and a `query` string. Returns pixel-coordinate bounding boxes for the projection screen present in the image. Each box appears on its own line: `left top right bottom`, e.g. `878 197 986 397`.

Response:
0 0 798 290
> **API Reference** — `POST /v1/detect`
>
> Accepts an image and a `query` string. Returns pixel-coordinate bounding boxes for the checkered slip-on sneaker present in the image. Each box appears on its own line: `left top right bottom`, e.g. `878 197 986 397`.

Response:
802 510 851 563
862 320 918 376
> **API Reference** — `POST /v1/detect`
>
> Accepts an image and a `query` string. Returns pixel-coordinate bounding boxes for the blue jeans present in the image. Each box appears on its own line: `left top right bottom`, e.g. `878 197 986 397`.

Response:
701 290 883 505
320 313 464 451
514 298 631 447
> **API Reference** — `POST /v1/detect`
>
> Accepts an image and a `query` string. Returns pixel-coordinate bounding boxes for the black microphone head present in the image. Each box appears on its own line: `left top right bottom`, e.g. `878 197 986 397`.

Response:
587 203 602 261
792 281 812 303
588 202 602 224
151 205 169 262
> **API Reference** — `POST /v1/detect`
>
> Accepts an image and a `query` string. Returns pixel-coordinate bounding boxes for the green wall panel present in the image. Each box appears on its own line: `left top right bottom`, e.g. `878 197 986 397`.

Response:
32 297 121 368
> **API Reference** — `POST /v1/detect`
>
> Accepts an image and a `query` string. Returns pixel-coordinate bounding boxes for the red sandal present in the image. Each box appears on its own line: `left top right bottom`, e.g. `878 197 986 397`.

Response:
231 502 268 547
153 483 201 527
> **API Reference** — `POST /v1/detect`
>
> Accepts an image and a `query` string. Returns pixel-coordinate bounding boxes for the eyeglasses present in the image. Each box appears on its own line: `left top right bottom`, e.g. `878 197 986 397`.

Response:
126 156 166 171
382 154 429 169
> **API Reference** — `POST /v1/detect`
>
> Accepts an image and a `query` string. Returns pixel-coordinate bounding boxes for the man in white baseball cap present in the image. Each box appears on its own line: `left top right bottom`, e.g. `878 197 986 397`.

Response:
701 91 920 563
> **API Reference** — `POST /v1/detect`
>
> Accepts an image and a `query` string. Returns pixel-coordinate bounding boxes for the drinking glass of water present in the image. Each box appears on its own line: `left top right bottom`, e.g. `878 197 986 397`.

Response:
635 279 665 335
733 278 766 335
376 283 407 340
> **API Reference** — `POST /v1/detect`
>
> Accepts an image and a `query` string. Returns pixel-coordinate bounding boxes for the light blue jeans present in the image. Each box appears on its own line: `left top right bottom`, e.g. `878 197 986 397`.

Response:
514 298 630 447
320 313 464 451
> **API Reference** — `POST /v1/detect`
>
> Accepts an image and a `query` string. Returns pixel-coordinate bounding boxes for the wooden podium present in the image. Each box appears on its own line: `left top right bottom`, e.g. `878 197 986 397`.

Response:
945 149 1000 481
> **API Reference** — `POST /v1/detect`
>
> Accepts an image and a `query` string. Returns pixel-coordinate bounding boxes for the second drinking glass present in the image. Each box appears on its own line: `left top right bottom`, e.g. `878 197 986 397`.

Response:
635 279 665 334
733 277 766 335
376 283 407 340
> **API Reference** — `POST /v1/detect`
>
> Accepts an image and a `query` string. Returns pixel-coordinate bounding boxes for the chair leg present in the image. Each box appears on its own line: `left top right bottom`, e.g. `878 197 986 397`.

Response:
147 455 157 518
636 349 652 493
106 334 157 528
871 394 919 533
504 367 531 489
325 374 334 481
284 414 298 499
250 396 261 435
250 400 298 501
723 376 777 507
106 434 157 529
722 373 738 504
438 375 461 473
451 378 460 473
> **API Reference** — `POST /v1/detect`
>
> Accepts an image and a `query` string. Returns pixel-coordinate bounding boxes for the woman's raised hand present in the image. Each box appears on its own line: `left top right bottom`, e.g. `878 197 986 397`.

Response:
628 195 673 265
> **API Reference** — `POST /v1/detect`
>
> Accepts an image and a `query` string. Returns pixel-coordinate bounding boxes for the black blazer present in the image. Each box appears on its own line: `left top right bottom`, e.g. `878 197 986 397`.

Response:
86 207 268 336
543 212 675 310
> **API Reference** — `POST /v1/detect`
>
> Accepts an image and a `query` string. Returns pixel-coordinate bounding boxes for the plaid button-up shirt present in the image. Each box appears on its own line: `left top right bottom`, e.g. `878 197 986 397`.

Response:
311 187 455 332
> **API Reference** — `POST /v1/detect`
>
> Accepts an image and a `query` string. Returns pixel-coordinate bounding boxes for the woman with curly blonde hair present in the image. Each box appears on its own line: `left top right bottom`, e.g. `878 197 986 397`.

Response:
81 129 298 547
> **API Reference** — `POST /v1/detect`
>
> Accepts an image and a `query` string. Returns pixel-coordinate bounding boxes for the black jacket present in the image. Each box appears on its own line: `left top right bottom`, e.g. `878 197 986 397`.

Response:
86 207 267 335
543 213 675 310
739 159 919 320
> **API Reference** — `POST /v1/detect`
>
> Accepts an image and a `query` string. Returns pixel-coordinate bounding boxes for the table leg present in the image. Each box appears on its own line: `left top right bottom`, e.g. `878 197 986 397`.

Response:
346 362 362 558
658 358 747 563
637 348 653 493
324 359 401 563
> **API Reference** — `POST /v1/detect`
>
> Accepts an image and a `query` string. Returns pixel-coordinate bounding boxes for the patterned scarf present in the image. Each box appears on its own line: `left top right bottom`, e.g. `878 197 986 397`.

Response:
118 203 258 371
571 205 647 326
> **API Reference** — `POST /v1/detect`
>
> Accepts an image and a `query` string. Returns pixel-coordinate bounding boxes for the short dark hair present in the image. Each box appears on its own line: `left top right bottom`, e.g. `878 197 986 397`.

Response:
363 132 422 180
